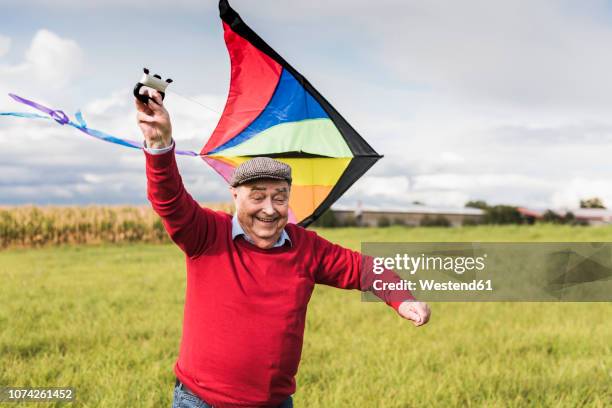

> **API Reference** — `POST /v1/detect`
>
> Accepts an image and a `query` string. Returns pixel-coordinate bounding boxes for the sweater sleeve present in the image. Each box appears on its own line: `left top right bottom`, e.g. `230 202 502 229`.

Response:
144 144 219 258
314 235 415 312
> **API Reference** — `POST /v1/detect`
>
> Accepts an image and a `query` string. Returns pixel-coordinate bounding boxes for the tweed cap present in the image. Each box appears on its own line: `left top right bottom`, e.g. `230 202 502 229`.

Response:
230 157 292 187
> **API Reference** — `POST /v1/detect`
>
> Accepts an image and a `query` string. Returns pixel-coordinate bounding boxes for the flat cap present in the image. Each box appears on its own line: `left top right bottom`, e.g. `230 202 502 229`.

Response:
230 157 292 187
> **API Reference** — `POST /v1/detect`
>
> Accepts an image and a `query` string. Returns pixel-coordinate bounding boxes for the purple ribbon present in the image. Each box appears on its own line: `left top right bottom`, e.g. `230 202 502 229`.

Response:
9 93 70 125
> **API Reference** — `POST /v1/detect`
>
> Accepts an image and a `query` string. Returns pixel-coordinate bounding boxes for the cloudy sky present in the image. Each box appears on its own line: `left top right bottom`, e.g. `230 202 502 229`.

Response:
2 0 612 210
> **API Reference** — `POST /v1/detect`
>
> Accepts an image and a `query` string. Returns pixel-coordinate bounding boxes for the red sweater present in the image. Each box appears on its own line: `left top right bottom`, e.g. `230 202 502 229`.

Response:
145 147 413 408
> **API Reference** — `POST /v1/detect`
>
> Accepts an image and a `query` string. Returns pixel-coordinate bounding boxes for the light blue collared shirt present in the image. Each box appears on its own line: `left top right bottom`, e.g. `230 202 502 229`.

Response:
231 214 291 248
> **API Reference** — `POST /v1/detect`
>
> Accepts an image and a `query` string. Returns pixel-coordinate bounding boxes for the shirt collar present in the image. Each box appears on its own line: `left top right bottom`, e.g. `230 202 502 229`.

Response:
231 214 292 248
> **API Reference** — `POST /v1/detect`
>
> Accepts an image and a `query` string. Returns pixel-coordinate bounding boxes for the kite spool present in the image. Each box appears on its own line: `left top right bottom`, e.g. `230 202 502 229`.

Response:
133 67 173 104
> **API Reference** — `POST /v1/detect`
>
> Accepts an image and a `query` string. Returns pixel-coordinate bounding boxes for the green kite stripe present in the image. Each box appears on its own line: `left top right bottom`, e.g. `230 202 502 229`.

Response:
211 118 353 158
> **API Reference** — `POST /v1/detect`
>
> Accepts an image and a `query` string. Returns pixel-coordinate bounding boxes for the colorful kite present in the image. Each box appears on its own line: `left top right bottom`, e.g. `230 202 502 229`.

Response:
0 0 382 226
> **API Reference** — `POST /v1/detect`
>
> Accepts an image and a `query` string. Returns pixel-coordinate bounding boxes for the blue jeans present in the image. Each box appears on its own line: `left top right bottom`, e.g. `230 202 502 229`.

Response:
172 381 294 408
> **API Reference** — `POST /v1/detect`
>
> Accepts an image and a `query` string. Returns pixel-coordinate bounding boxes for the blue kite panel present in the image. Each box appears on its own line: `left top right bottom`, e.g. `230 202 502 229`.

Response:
210 68 329 153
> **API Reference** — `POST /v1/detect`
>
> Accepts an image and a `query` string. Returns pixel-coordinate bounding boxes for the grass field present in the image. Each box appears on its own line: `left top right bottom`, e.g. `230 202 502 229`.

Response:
1 225 611 407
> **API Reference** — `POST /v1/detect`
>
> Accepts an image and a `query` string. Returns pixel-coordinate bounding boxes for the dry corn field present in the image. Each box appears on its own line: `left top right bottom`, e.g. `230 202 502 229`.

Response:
0 204 234 249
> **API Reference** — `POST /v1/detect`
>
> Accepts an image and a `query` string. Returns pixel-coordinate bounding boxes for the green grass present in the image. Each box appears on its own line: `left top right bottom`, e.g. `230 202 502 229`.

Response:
0 225 611 407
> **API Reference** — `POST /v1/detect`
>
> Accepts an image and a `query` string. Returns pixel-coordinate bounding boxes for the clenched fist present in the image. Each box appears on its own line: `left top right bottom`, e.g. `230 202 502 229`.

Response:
398 301 431 327
135 87 172 149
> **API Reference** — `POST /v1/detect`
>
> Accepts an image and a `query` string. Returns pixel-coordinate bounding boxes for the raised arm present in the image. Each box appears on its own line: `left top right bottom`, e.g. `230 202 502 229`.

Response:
137 88 219 258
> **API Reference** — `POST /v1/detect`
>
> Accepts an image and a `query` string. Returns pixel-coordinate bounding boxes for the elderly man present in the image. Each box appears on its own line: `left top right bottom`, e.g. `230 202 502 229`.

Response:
136 89 430 408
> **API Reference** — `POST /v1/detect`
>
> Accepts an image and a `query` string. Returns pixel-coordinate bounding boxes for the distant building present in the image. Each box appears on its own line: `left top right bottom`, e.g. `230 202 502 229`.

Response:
573 209 612 225
331 205 485 227
517 207 612 225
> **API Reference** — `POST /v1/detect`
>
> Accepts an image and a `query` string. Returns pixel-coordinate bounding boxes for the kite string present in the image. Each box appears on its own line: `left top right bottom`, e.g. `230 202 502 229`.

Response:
169 89 265 146
168 90 223 116
169 89 265 152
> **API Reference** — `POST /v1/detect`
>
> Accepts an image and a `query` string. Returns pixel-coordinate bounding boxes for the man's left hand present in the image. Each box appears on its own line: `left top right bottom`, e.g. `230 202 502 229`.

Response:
398 301 431 327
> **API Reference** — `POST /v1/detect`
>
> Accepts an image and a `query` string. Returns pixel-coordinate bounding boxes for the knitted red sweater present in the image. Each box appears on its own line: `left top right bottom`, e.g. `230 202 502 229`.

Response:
145 147 413 407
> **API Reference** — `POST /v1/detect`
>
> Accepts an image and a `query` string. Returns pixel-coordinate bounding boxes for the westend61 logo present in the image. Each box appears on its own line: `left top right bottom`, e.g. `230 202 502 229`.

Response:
372 253 487 275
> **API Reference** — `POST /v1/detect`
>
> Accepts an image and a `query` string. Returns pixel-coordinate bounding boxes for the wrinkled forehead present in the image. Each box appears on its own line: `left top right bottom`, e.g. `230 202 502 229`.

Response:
239 179 290 193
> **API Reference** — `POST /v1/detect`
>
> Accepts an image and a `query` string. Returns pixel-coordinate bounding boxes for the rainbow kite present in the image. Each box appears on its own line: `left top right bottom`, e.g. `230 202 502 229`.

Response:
1 0 382 226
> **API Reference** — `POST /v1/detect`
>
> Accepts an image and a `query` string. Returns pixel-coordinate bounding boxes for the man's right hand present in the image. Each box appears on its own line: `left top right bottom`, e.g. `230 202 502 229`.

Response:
398 300 431 327
135 87 173 149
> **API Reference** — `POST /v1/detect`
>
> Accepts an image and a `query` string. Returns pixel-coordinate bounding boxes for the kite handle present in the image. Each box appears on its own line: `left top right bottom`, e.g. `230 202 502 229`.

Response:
133 83 166 104
133 68 171 104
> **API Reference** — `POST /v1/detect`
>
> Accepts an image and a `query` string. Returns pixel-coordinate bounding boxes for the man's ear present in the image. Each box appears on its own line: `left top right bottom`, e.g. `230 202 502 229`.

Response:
230 186 238 200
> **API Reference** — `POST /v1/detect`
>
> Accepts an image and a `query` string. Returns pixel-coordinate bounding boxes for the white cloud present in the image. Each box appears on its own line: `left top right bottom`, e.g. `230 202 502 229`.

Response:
82 173 103 184
23 29 84 88
0 29 84 110
551 178 612 210
84 90 129 116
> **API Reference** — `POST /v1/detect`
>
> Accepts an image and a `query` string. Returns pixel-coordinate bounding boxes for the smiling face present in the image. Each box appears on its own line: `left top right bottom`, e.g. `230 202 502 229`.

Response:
231 178 290 249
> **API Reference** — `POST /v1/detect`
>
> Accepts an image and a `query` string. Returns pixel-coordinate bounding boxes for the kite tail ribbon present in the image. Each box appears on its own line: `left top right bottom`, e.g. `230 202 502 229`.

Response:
1 93 199 156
